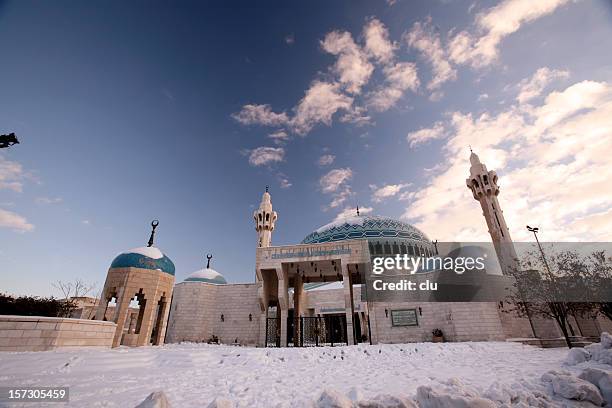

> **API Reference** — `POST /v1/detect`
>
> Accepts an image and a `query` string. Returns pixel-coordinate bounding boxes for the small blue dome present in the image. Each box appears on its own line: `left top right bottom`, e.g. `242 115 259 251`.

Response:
302 215 430 244
184 268 227 284
110 247 175 276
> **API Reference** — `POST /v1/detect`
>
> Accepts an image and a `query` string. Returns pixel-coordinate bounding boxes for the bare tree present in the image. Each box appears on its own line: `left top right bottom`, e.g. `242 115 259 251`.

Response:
584 251 612 322
52 279 97 318
504 249 599 348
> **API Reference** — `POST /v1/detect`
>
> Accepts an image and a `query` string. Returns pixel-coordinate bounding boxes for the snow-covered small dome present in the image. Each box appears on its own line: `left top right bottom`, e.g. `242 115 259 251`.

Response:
110 246 175 275
184 268 227 284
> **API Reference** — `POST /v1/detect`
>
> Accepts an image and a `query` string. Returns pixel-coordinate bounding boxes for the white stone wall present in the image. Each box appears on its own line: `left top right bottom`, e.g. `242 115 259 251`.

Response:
369 302 454 343
306 287 506 343
449 302 506 341
168 279 608 346
166 282 260 346
0 315 116 352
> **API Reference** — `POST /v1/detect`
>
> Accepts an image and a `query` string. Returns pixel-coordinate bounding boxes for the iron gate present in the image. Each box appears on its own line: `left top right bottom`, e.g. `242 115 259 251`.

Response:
267 315 348 347
300 315 347 347
265 317 280 347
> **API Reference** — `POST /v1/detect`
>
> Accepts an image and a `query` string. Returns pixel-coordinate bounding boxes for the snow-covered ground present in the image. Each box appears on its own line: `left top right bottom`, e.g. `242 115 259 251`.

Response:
0 340 610 407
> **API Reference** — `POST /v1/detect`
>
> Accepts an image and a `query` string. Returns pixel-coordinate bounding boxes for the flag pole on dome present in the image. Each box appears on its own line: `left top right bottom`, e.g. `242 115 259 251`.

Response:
206 253 213 269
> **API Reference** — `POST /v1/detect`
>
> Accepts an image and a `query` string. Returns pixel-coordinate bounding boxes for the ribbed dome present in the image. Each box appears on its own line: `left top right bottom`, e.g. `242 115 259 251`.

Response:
110 246 175 275
184 268 227 284
301 215 430 244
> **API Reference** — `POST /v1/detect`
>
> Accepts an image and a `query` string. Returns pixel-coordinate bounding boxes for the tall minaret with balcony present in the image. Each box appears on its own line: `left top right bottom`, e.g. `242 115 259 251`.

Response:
254 186 278 248
466 150 518 274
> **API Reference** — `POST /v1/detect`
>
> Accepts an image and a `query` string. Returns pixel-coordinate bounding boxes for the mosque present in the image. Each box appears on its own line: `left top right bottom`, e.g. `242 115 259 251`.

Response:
93 152 610 348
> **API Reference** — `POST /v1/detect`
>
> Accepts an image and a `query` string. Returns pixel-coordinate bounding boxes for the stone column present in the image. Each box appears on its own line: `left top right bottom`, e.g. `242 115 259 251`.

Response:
95 292 111 321
359 312 367 340
153 296 170 345
342 263 356 345
276 267 289 347
136 290 159 346
293 273 303 346
366 303 378 344
111 287 132 348
257 272 269 347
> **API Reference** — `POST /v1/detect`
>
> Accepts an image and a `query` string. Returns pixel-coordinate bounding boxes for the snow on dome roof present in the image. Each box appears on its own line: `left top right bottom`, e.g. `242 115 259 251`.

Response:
184 268 227 284
301 214 430 244
122 246 164 259
110 246 175 275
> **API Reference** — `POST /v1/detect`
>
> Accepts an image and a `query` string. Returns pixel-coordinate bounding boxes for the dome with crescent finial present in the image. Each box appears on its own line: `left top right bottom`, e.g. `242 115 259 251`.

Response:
184 254 227 284
301 214 430 245
109 220 175 275
110 246 176 275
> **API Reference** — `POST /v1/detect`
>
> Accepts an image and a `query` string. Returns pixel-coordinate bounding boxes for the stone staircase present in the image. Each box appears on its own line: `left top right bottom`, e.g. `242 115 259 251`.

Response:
507 336 594 348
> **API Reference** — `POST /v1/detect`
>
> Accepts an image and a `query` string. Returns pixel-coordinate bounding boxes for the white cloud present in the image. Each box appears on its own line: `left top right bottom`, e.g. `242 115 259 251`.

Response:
339 105 372 127
367 62 419 112
247 147 285 166
328 187 353 208
406 121 446 147
363 18 396 64
320 168 353 193
285 34 295 45
321 31 374 94
0 156 25 192
516 67 570 103
448 0 571 68
290 81 353 135
478 93 489 101
317 154 335 166
268 129 290 145
232 104 289 126
320 168 354 209
371 183 411 202
0 208 34 232
36 197 62 205
403 79 612 242
277 173 292 189
405 18 457 90
333 206 373 222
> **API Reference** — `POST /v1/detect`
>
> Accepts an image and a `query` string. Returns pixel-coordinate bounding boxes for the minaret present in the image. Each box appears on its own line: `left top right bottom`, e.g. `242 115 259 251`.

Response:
466 151 518 274
254 186 278 248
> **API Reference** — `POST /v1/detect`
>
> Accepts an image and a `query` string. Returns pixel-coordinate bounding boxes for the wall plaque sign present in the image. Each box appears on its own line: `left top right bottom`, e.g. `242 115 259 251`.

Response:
391 309 418 327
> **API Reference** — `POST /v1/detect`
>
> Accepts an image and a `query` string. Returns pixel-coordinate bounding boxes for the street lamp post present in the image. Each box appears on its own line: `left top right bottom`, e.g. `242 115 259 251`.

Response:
526 225 552 274
517 225 549 339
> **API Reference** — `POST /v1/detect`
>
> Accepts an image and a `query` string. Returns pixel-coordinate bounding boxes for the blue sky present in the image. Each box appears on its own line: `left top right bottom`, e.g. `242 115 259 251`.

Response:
1 0 612 296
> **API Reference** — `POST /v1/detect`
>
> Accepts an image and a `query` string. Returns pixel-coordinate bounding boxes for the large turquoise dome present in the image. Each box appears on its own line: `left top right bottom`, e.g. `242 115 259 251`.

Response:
302 215 430 244
110 246 175 276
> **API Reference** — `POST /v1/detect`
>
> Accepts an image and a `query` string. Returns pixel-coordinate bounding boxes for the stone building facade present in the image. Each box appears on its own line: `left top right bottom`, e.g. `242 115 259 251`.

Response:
116 153 612 348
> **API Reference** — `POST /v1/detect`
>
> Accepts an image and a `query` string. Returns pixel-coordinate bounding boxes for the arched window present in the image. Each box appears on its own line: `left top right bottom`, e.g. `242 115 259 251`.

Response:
384 242 392 254
392 242 399 254
266 213 269 221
